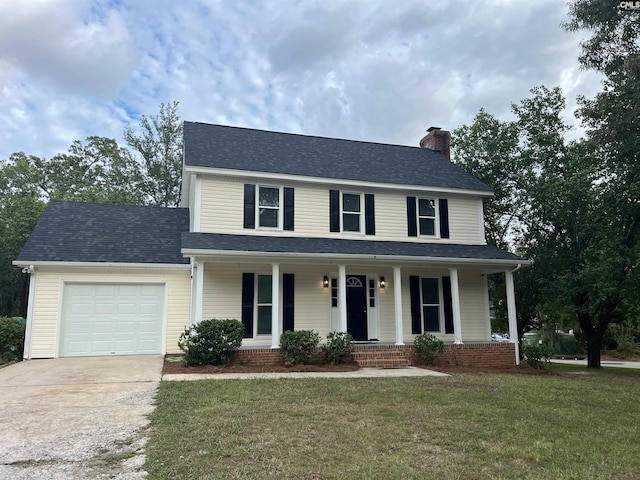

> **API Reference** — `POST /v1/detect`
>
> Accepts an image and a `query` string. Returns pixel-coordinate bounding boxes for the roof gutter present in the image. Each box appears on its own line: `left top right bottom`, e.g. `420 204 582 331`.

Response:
12 261 191 270
180 248 531 266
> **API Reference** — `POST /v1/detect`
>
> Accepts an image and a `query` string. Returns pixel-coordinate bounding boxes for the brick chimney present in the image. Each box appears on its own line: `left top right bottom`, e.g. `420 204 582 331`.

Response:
419 126 450 160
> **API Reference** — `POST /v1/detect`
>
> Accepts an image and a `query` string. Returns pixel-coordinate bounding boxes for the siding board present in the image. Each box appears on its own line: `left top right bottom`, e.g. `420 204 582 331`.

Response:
198 175 484 243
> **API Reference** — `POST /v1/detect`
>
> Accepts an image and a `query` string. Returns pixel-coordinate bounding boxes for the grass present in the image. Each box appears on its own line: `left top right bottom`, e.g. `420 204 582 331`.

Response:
146 365 640 479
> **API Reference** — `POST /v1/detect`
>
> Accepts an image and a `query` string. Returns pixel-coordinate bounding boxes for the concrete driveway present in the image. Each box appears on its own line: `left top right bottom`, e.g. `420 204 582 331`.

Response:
0 355 163 479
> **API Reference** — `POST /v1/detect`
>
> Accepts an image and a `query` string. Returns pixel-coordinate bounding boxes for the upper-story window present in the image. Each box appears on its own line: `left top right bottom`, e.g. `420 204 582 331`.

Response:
417 198 437 236
258 186 281 228
342 193 362 232
407 196 449 239
244 184 294 231
330 190 375 235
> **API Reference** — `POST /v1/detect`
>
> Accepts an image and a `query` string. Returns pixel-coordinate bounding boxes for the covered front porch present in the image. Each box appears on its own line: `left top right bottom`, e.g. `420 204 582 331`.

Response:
185 256 524 365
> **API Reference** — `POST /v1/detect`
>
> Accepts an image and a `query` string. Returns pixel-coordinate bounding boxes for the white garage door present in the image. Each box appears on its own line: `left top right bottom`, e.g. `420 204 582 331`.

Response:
60 283 165 357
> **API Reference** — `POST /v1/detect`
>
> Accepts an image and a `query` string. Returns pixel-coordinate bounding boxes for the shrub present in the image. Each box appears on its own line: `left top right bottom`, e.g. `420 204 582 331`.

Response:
414 333 445 365
0 317 26 363
178 318 244 366
522 343 554 369
279 330 320 366
610 337 640 359
322 331 355 364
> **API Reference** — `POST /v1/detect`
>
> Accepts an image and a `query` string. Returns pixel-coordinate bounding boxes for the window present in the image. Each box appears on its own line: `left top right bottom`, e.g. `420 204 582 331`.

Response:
421 278 440 332
410 275 453 335
342 193 362 232
244 185 294 231
330 190 375 235
407 197 449 239
256 274 272 335
331 278 338 307
368 279 375 308
418 198 437 236
242 272 295 338
258 186 281 228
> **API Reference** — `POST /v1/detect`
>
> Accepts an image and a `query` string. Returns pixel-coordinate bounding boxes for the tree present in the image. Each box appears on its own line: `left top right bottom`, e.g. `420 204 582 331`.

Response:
452 84 638 367
124 102 183 207
564 0 640 75
0 137 145 317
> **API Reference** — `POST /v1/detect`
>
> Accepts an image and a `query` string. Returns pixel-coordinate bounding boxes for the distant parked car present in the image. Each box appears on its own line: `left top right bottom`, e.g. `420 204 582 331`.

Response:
491 333 509 343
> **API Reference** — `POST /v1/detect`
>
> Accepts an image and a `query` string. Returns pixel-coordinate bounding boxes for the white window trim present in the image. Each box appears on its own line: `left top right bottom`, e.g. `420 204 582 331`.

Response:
340 191 365 235
417 197 440 238
256 185 283 230
420 276 444 333
255 273 273 336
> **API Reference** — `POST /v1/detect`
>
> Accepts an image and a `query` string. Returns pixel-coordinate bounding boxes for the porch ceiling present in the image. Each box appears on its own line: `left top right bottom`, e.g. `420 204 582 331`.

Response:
181 232 529 270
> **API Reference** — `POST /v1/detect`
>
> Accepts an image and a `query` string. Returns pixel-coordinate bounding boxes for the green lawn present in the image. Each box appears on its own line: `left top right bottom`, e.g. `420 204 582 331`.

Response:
145 365 640 479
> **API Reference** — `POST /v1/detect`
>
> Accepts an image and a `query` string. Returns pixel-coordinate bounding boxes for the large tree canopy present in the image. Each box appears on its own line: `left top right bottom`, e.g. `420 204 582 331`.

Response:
453 79 639 368
0 103 184 317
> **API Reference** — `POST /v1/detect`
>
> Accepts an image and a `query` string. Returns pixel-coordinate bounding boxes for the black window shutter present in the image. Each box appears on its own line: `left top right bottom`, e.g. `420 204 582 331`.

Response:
442 276 454 334
283 273 295 332
243 184 256 229
365 193 375 235
409 275 422 334
329 189 340 232
241 273 255 338
284 187 294 231
407 196 417 237
439 198 449 238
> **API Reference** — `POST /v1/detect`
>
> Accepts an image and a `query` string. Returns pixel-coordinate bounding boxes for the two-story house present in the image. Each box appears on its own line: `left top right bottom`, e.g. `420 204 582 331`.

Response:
15 122 528 366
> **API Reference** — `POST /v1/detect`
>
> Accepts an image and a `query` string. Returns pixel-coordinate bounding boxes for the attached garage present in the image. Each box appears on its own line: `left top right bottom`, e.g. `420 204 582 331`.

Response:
14 201 192 359
60 283 166 357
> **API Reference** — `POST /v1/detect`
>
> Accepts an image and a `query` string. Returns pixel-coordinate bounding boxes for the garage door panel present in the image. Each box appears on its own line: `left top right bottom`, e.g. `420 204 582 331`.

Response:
61 284 165 357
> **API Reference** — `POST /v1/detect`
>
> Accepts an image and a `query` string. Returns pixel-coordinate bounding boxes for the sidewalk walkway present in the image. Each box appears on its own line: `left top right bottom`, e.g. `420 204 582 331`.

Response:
162 366 449 381
552 359 640 369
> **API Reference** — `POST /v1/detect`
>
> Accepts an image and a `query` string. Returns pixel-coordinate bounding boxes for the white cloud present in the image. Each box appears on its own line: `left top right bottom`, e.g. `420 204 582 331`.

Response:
0 0 605 160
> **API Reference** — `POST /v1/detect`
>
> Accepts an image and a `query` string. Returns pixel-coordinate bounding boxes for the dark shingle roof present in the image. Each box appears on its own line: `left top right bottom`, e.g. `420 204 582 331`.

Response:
182 233 527 263
17 201 190 264
183 122 493 192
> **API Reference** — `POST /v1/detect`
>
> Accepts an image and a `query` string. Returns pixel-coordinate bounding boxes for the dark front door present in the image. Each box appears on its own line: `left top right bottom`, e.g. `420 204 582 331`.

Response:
346 275 368 341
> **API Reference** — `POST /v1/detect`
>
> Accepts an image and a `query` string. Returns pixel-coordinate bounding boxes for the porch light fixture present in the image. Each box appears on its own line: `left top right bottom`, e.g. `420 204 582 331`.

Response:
380 277 386 289
323 276 329 288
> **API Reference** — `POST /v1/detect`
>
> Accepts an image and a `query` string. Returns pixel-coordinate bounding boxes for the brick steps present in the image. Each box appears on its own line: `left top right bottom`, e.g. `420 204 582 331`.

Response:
353 349 410 369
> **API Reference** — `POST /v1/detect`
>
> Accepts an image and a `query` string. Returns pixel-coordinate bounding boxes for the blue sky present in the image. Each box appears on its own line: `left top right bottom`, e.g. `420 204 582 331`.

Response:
0 0 602 160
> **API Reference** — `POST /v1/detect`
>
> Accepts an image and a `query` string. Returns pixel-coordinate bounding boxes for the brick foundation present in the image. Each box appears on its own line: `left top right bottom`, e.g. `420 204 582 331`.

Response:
232 342 516 368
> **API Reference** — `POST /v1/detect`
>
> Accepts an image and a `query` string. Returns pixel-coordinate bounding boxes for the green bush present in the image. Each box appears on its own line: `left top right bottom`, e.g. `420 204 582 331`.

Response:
414 333 445 365
0 317 26 363
522 343 554 369
610 337 640 359
178 319 244 366
279 330 320 366
322 331 355 364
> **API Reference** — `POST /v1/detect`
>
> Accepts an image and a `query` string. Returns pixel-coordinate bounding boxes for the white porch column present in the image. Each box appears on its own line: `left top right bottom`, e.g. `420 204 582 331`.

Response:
393 267 404 345
271 263 281 348
338 264 347 332
505 269 520 365
449 268 463 344
191 260 204 326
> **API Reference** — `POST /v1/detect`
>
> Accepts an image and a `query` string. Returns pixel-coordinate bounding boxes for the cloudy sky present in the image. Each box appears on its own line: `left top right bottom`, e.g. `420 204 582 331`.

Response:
0 0 602 161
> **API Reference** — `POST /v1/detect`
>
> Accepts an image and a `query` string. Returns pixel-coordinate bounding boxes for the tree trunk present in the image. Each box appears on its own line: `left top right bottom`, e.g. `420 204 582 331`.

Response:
587 338 602 368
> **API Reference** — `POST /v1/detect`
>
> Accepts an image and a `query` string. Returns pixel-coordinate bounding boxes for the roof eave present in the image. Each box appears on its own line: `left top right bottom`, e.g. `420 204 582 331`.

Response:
13 260 191 269
184 165 494 197
181 248 530 267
